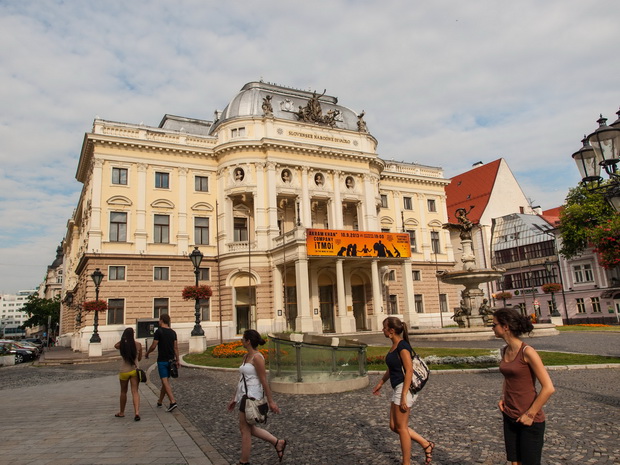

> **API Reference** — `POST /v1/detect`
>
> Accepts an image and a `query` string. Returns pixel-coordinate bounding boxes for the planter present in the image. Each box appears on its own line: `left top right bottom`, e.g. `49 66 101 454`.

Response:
0 355 15 366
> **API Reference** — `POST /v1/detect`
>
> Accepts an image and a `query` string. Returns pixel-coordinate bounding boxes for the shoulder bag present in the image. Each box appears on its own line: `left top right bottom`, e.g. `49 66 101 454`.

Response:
397 345 430 394
241 373 268 425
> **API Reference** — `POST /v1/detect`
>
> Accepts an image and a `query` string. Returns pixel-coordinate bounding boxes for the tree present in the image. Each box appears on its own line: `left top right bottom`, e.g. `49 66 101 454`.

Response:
559 183 618 268
20 295 61 332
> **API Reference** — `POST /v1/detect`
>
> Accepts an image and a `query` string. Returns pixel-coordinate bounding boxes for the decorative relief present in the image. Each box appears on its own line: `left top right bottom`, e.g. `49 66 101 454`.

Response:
262 95 273 116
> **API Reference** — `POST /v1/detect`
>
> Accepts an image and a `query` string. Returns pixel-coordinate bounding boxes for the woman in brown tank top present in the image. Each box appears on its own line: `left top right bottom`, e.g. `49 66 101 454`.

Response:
493 308 555 465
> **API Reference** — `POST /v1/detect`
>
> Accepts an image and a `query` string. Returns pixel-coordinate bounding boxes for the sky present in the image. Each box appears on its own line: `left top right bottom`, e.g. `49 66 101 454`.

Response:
1 0 619 294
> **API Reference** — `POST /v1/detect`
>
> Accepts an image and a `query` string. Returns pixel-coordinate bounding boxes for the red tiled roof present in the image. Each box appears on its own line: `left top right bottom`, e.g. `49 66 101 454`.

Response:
541 207 562 227
445 159 502 224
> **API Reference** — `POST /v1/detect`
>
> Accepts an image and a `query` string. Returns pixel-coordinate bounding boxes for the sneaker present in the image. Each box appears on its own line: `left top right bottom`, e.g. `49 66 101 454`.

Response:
166 403 178 412
156 402 162 408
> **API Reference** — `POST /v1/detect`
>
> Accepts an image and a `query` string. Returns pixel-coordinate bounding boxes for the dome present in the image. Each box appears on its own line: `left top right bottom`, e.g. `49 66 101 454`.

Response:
209 82 364 134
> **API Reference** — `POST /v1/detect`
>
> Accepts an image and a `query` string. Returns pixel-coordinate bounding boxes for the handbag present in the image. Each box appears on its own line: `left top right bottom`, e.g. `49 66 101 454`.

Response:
136 368 147 383
397 345 430 394
241 374 268 425
169 359 179 378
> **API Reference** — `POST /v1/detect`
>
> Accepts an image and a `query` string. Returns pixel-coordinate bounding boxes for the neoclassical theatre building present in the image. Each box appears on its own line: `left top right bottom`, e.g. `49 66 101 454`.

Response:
60 81 459 350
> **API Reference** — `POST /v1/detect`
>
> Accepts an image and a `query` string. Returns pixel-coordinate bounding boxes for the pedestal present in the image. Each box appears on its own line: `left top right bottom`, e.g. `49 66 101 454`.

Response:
550 316 564 326
189 335 207 354
88 342 102 357
335 315 357 333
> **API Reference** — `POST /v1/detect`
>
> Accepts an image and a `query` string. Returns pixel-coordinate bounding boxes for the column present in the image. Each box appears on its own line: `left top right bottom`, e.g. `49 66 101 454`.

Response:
363 174 378 231
333 170 343 229
370 260 384 330
135 163 148 251
177 167 189 251
295 258 314 332
254 163 269 249
334 259 356 333
266 162 279 237
88 159 103 252
300 167 311 227
401 260 419 327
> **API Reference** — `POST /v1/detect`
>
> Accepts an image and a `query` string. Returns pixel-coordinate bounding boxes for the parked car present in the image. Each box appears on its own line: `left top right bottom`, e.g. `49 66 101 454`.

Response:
0 342 37 364
15 341 42 356
22 338 44 351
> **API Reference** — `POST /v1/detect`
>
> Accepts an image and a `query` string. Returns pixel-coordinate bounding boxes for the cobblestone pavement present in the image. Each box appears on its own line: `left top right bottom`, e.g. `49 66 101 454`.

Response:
355 331 620 357
168 366 620 465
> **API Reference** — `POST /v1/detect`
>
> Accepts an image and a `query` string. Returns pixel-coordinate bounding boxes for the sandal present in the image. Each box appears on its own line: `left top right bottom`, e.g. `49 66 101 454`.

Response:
274 438 287 462
114 413 124 418
134 415 141 421
423 441 435 464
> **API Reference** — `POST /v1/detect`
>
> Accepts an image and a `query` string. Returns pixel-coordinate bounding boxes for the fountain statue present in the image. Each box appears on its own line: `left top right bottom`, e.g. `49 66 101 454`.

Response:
438 208 504 328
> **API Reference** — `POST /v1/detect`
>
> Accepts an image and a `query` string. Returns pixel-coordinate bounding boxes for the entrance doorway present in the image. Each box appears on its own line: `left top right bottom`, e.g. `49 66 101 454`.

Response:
352 284 367 330
319 285 335 332
235 286 255 334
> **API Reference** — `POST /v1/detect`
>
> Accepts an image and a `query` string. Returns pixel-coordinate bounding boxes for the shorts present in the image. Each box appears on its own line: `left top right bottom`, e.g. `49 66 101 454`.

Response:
157 361 171 378
503 412 545 465
119 369 137 381
391 382 416 407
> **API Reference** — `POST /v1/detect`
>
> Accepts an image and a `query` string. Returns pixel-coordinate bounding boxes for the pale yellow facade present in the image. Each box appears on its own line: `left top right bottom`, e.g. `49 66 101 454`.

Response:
59 82 459 350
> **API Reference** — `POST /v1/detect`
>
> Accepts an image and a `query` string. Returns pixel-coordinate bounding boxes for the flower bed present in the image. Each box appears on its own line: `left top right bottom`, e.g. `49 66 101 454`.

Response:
366 351 501 366
212 340 268 358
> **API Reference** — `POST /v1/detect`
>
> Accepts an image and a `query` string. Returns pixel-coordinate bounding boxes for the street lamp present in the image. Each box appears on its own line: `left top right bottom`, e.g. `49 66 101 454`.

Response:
90 268 104 343
543 259 561 317
572 109 620 212
189 247 205 336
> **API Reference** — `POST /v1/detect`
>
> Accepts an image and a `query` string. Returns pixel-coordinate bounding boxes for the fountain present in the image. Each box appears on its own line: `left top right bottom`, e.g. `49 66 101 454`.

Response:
438 208 504 328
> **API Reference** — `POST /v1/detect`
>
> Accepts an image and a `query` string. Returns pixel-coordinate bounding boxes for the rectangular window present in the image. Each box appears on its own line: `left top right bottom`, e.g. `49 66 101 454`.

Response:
154 215 170 243
234 217 248 242
154 267 169 281
381 228 390 233
414 294 424 313
427 199 437 212
412 270 421 281
388 295 398 314
573 264 594 283
155 172 169 189
110 212 127 242
431 231 440 254
200 299 211 321
439 294 448 313
403 197 412 210
387 270 396 281
576 298 586 313
584 264 594 282
380 194 388 208
195 175 208 192
112 167 128 185
591 297 601 313
199 268 210 281
109 266 126 281
231 127 246 138
407 230 417 252
107 299 124 325
153 298 169 319
195 217 209 245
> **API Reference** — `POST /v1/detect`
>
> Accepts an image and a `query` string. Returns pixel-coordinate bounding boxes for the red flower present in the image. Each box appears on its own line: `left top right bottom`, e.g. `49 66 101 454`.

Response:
182 285 213 301
542 283 562 294
83 300 107 313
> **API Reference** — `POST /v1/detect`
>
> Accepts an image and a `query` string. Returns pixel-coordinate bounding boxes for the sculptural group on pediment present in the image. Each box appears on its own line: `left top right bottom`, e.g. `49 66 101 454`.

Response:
295 90 340 127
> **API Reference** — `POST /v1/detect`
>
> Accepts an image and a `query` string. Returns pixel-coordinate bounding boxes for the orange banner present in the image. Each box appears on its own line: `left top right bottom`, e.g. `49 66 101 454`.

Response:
306 229 411 258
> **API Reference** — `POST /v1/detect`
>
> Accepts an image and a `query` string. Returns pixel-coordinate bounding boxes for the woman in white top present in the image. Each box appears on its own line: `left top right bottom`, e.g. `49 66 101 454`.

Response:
227 329 287 465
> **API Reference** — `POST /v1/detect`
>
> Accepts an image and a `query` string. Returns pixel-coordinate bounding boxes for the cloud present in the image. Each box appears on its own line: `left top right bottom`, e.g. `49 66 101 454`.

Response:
1 0 619 292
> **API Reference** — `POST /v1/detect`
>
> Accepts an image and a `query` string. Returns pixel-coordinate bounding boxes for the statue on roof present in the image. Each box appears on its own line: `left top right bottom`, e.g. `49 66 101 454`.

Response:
357 111 368 133
262 95 273 117
295 90 339 127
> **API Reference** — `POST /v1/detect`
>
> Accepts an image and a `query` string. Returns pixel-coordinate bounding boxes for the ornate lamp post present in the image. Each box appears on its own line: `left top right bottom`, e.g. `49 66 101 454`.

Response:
90 268 104 343
189 247 205 336
543 259 561 317
572 109 620 212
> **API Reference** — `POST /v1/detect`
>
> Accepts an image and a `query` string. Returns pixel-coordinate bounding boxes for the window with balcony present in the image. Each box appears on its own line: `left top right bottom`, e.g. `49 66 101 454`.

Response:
234 217 248 242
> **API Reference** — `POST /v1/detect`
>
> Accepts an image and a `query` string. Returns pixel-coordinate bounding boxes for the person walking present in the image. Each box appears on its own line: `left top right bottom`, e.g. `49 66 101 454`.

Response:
493 307 555 465
373 316 435 465
145 313 179 412
227 329 287 465
114 327 143 421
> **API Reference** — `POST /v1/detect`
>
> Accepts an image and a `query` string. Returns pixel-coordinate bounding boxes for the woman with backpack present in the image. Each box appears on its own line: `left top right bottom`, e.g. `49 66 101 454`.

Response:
373 316 435 464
